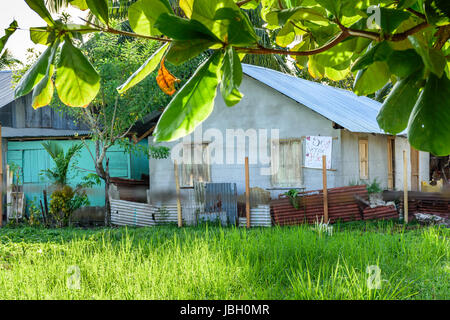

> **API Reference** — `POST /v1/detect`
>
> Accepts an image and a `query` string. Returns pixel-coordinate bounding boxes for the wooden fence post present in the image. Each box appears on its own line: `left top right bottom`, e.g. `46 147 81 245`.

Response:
322 155 329 224
403 150 408 224
245 157 250 229
174 160 182 228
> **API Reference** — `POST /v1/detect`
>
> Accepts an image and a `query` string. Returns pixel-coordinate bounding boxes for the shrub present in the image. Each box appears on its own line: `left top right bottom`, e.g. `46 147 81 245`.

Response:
49 186 89 228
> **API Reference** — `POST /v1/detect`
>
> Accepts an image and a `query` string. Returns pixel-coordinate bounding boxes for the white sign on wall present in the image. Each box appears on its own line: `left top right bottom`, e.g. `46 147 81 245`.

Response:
305 136 332 169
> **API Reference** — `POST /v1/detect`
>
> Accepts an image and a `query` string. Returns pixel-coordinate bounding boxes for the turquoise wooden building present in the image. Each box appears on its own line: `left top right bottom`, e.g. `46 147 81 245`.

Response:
5 137 149 207
0 71 150 211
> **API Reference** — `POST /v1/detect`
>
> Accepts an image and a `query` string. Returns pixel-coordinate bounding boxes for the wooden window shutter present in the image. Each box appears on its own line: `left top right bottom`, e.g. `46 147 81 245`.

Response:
359 139 369 180
271 139 302 187
181 143 211 187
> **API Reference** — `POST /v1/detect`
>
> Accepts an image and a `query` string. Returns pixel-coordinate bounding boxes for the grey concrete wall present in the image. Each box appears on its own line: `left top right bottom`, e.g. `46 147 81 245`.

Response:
394 136 429 191
149 75 430 204
339 130 391 189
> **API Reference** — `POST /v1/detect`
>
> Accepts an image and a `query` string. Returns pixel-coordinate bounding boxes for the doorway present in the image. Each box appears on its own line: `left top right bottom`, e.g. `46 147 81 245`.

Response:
387 137 395 190
411 148 420 191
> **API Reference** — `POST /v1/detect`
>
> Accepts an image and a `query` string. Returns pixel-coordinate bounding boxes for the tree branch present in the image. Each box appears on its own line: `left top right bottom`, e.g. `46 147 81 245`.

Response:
236 0 253 7
237 31 350 56
80 17 172 43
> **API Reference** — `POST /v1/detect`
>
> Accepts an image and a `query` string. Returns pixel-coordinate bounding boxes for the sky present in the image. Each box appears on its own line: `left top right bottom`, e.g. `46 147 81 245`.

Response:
0 0 87 63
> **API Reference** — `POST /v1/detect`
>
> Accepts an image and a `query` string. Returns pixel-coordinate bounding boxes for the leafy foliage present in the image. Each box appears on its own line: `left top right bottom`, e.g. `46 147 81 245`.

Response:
6 0 450 155
49 185 89 227
40 141 83 186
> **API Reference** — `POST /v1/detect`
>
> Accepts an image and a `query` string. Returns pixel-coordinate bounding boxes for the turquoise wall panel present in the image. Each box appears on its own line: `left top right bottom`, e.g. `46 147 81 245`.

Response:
7 139 149 208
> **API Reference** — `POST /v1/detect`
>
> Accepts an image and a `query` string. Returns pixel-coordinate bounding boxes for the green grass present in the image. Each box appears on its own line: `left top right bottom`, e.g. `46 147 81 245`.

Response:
0 221 448 300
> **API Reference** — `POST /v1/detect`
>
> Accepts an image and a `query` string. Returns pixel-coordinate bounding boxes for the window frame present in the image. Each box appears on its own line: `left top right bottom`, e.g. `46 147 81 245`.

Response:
270 138 303 187
180 142 211 188
359 138 369 180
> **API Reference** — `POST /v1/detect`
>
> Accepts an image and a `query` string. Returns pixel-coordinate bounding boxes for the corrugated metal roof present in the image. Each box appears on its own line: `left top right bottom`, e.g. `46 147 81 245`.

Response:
242 64 396 135
1 127 91 138
0 71 15 109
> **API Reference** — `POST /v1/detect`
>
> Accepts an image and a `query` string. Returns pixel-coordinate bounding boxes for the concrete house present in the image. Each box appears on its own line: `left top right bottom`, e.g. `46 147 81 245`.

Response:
149 64 429 205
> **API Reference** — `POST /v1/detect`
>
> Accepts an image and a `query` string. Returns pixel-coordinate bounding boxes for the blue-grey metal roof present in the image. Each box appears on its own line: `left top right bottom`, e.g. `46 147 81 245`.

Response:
2 127 91 138
242 64 393 135
0 71 15 109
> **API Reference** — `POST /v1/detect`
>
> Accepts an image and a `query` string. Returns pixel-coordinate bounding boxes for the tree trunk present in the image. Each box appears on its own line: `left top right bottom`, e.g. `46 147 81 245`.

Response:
104 159 111 226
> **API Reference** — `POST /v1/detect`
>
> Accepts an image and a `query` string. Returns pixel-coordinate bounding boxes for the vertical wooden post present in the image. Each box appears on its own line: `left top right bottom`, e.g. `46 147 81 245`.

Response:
174 160 182 228
245 157 250 229
322 155 329 224
0 123 2 227
403 150 408 224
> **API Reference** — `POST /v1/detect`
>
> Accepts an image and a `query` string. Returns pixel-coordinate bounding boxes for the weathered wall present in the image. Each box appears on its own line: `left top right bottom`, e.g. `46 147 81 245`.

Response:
394 136 429 191
6 139 149 207
339 130 390 189
149 75 431 203
149 75 344 204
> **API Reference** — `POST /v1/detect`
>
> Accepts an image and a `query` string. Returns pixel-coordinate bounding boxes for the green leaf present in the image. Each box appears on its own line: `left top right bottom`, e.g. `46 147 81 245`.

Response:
315 38 356 68
25 0 55 26
69 0 89 10
32 64 55 109
31 40 59 109
379 8 411 34
387 49 424 78
154 13 220 41
397 0 418 9
30 27 55 45
184 0 241 42
351 41 393 72
165 39 215 65
117 42 169 94
15 45 54 98
220 47 243 106
353 61 390 95
0 20 18 54
154 51 223 142
408 73 450 156
265 7 328 28
213 7 258 46
377 70 423 134
424 0 450 26
128 0 173 36
409 35 446 78
236 0 260 9
86 0 109 25
55 38 100 107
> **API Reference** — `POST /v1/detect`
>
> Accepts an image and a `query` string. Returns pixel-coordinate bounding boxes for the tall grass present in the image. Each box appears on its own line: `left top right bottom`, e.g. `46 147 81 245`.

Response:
0 222 448 299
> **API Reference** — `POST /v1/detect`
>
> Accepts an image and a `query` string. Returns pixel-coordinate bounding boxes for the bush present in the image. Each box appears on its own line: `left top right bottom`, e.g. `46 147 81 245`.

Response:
49 186 89 228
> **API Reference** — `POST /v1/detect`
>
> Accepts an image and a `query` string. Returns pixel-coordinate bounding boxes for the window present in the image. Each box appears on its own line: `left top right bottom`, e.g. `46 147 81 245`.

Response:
181 143 210 187
359 139 369 180
271 139 302 187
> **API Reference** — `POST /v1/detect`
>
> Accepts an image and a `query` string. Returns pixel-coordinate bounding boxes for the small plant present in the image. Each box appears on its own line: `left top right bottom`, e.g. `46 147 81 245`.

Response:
284 189 303 210
49 185 89 228
9 162 23 192
313 218 333 236
27 198 43 227
40 142 83 187
367 178 382 195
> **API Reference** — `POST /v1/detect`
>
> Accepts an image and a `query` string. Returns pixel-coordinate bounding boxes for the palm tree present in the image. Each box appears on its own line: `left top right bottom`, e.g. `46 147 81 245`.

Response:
0 49 21 70
41 141 83 187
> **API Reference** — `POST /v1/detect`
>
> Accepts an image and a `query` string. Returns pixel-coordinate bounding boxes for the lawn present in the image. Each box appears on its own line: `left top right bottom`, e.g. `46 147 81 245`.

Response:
0 221 448 300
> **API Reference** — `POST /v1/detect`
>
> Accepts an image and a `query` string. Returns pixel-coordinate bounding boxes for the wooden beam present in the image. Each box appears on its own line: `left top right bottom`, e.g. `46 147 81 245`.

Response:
174 160 182 228
322 155 329 224
403 150 408 224
245 157 250 229
134 125 156 145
